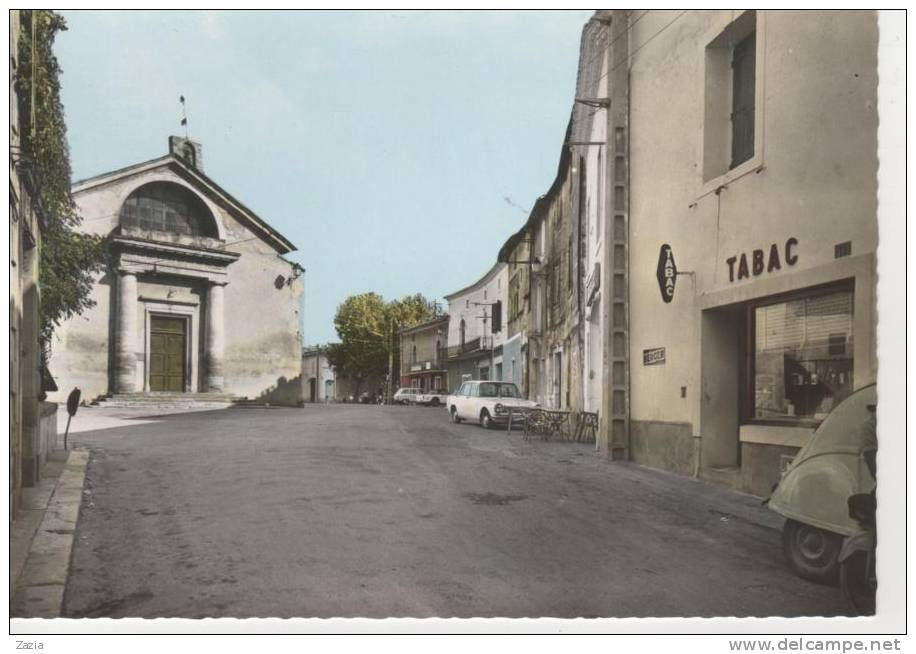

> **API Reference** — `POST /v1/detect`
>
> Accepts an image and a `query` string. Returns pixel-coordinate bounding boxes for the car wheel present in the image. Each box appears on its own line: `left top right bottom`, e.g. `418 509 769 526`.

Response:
782 519 842 584
430 397 440 407
840 550 876 616
450 406 462 423
480 409 493 430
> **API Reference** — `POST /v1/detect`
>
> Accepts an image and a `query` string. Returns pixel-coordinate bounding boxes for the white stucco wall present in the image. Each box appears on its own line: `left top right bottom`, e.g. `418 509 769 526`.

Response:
444 263 509 350
626 10 878 432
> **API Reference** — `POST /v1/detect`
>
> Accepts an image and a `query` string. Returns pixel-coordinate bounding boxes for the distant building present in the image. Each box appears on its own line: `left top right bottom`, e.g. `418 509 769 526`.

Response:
398 316 449 393
443 263 509 390
47 137 304 406
302 346 335 403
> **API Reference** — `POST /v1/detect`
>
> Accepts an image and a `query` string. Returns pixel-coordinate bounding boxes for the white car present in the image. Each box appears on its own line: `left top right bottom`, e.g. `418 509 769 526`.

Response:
447 380 538 429
416 390 448 407
392 387 422 405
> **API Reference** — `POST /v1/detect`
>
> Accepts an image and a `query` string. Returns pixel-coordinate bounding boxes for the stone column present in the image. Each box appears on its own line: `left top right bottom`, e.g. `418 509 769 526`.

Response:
114 271 138 393
205 282 226 392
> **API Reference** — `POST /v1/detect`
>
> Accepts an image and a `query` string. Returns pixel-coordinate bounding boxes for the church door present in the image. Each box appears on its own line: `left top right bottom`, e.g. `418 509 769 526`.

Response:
149 316 186 392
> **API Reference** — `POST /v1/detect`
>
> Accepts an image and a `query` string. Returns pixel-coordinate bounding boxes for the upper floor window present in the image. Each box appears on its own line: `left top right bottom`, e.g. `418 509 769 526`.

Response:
703 11 760 183
508 274 520 320
119 182 218 238
730 32 756 168
567 236 574 291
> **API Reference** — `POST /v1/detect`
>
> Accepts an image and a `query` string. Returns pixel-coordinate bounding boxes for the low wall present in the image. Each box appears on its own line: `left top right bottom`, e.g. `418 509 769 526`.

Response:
630 420 697 478
738 442 800 498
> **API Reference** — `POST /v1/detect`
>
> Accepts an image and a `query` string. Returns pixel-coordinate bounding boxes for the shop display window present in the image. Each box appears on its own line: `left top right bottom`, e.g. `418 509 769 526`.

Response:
750 287 854 422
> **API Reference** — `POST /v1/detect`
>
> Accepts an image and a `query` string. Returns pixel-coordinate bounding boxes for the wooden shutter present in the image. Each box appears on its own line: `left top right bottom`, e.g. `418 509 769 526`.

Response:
730 32 756 169
491 300 502 334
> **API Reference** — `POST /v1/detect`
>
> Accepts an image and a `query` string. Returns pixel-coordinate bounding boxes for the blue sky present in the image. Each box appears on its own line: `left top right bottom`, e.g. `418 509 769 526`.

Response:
56 10 594 344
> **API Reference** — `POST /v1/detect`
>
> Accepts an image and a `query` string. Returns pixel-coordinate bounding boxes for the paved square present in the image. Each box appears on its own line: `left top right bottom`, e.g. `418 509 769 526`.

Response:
63 404 847 618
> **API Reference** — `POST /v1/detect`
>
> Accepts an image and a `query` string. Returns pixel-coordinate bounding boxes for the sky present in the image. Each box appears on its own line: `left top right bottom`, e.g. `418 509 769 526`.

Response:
55 10 594 344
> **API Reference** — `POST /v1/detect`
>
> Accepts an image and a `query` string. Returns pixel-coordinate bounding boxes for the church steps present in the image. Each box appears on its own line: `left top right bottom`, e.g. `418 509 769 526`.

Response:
91 392 243 409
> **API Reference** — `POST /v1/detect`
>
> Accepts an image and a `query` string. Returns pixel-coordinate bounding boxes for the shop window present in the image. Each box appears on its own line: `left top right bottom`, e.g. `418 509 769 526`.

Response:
749 287 854 423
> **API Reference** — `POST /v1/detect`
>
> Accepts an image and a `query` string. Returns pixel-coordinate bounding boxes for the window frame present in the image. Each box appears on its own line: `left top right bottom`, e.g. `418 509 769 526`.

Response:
729 31 756 169
742 279 856 428
699 10 765 197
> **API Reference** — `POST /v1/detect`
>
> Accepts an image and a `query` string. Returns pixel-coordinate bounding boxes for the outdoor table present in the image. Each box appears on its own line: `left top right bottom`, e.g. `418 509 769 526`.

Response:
543 410 572 440
506 406 534 433
510 408 572 441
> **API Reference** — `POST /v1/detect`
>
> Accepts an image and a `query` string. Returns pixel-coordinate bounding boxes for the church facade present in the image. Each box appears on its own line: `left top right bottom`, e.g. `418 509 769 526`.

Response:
47 137 304 406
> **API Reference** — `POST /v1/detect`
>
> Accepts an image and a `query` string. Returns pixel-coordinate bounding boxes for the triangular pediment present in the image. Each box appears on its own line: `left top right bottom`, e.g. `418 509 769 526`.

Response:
72 154 296 254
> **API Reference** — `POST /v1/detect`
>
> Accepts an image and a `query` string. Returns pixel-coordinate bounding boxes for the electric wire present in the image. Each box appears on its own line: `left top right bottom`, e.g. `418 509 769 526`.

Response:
597 10 688 84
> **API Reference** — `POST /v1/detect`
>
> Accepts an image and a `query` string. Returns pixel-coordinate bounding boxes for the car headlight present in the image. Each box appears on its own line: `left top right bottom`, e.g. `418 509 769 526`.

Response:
494 403 507 415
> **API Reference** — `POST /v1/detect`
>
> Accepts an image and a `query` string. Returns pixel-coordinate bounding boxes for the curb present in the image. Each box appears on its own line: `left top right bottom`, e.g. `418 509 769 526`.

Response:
10 448 90 618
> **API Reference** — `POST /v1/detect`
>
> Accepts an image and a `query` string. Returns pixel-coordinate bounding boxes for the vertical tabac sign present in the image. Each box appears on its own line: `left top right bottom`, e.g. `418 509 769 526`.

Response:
656 244 676 303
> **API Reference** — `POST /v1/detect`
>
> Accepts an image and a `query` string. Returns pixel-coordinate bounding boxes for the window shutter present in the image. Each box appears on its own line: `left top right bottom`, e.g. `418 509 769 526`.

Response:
491 300 502 334
730 32 756 168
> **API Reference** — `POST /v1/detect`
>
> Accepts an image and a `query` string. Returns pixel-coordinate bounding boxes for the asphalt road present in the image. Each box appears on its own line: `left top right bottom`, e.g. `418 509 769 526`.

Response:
63 404 848 618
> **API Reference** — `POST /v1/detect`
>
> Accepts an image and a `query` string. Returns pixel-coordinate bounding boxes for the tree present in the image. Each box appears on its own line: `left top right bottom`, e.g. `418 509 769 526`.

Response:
16 10 104 360
326 293 388 395
327 292 442 398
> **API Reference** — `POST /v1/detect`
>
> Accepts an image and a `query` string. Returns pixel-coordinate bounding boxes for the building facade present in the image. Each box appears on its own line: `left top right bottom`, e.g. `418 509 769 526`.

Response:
571 17 610 418
494 10 878 496
10 10 49 519
302 346 335 403
499 122 586 412
443 263 508 391
398 315 449 392
613 10 878 495
47 137 305 406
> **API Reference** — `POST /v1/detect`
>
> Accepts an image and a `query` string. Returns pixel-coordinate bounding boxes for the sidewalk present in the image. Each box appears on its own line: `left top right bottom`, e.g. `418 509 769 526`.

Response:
10 448 90 618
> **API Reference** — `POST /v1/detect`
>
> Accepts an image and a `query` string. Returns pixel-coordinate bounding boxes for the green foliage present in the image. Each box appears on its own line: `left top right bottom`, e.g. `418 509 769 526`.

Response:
327 292 442 384
388 293 443 328
327 293 389 384
17 10 104 356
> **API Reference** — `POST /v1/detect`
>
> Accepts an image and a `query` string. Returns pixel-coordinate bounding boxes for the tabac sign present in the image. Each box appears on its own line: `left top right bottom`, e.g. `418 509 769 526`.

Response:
656 244 677 303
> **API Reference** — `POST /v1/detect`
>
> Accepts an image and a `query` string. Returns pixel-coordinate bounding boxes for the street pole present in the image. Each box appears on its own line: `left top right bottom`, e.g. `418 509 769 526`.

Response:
387 319 395 404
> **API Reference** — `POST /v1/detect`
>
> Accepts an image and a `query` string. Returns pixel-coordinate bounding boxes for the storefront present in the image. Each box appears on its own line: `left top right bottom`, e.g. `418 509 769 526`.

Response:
400 369 447 393
693 254 876 497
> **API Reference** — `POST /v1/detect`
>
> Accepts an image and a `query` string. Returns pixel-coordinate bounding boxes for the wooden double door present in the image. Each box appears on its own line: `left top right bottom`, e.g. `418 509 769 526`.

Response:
149 316 187 391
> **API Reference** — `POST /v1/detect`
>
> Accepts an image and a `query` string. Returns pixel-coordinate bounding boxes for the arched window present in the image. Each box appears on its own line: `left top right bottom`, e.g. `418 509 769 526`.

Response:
119 182 218 237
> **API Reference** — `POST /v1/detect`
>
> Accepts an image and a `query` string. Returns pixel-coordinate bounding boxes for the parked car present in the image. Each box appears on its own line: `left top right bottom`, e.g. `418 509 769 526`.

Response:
767 384 877 587
392 387 422 405
416 389 448 407
447 380 538 428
